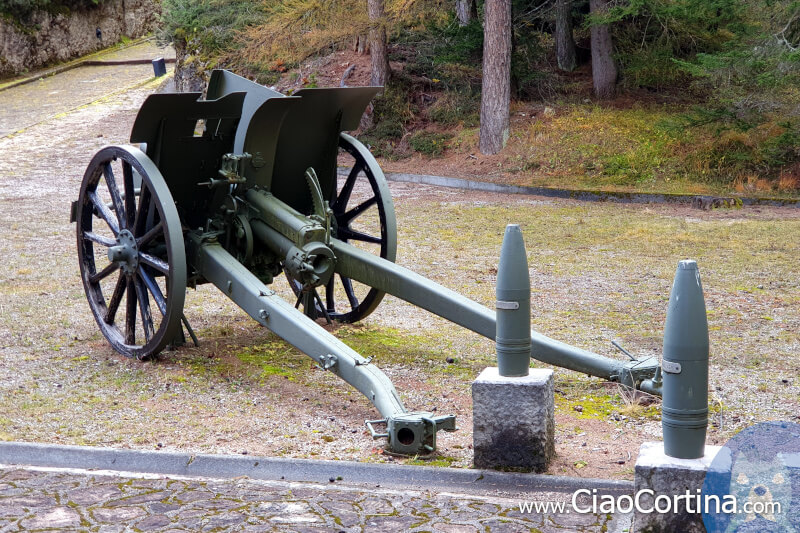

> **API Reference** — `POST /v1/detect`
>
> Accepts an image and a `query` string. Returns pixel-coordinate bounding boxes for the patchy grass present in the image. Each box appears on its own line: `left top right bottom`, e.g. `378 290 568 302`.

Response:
382 102 800 198
556 386 659 423
235 342 301 380
336 324 428 362
404 202 800 287
521 105 682 188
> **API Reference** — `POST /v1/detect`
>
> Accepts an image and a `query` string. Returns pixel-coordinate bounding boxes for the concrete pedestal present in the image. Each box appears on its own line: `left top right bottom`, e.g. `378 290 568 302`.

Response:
633 441 726 533
472 367 554 472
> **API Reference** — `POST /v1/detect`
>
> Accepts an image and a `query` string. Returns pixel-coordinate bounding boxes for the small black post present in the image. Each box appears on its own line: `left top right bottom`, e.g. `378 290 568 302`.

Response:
152 58 167 77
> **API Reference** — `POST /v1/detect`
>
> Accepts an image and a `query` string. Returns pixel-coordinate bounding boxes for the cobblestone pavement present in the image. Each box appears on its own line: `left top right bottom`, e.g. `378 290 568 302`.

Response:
0 40 174 137
0 464 631 532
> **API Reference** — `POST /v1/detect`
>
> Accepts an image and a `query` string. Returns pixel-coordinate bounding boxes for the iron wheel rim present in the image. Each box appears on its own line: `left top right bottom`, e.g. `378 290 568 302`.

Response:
76 145 186 358
287 133 397 323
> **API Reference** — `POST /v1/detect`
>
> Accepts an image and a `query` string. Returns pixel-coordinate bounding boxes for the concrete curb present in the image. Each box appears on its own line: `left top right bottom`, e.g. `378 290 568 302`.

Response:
372 170 800 208
82 58 176 67
0 442 632 496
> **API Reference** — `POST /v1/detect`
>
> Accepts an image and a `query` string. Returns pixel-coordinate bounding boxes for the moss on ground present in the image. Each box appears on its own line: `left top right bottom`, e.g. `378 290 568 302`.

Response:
406 456 459 467
555 388 659 422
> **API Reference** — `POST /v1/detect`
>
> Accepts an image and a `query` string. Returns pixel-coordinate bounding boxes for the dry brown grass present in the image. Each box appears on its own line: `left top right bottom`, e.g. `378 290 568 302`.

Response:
778 165 800 191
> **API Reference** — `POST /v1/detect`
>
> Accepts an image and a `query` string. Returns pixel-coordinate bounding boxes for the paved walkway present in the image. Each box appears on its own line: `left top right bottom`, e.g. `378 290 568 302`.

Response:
0 463 631 532
0 443 634 532
0 40 174 138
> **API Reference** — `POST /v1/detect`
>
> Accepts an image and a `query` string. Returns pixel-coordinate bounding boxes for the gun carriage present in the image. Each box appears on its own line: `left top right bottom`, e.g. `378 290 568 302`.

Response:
72 70 661 454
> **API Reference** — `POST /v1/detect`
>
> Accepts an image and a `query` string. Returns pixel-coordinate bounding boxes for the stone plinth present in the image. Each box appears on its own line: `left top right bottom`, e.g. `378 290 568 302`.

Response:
634 441 726 533
472 367 554 472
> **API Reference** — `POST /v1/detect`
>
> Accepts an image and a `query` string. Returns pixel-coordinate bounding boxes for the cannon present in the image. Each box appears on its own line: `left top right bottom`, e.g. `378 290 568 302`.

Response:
71 70 661 454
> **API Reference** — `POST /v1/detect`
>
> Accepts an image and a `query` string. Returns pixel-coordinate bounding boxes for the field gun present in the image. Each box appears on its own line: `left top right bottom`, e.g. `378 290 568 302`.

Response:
72 70 661 454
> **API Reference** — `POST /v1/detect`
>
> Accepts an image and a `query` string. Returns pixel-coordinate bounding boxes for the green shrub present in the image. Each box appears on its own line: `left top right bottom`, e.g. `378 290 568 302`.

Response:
599 0 747 90
396 16 483 93
359 81 415 159
428 90 479 127
360 76 416 157
1 0 104 21
159 0 266 53
761 123 800 169
686 120 800 183
409 131 453 157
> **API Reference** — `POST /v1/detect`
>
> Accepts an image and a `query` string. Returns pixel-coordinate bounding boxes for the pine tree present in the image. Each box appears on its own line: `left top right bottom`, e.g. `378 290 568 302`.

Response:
480 0 512 154
589 0 617 98
555 0 577 72
369 0 390 87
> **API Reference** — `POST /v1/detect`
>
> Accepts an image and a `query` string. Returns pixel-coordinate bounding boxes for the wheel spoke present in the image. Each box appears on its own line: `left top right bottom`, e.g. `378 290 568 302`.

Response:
332 164 361 213
89 190 120 235
79 146 187 358
312 288 333 324
325 276 335 313
338 227 382 244
134 276 154 342
137 221 163 248
104 272 126 324
103 163 126 229
125 276 136 344
123 161 136 229
89 261 120 284
133 186 151 237
83 231 115 247
139 268 167 315
139 252 169 275
341 276 359 309
341 196 377 224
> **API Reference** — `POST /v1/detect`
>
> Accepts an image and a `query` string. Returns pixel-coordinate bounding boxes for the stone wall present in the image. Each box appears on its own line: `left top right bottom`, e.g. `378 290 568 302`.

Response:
0 0 159 79
172 37 210 94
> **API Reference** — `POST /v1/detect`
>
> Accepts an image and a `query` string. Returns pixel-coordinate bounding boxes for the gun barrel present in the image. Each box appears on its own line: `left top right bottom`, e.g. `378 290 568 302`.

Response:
245 188 326 245
250 218 294 257
332 238 660 390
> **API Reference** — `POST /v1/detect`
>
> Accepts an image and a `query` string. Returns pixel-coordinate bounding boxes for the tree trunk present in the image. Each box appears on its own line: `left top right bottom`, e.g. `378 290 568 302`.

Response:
589 0 617 98
353 34 368 55
555 0 577 72
368 0 390 88
479 0 512 155
456 0 475 26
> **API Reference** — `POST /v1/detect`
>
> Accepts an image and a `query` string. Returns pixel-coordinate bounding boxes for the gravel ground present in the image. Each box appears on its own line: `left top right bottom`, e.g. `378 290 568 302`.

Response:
0 66 798 481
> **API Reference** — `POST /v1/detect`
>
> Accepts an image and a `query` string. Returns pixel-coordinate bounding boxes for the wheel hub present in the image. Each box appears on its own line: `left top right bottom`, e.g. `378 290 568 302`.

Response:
108 229 139 274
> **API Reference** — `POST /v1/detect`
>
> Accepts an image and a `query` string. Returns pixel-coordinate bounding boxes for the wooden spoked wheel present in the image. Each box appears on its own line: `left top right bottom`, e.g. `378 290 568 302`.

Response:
76 145 186 358
287 133 397 323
